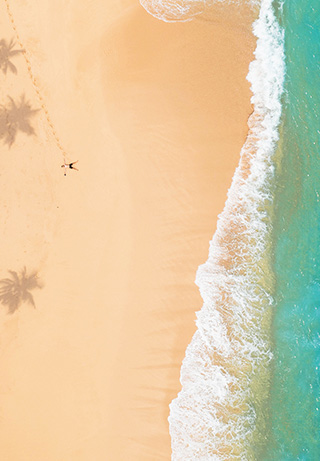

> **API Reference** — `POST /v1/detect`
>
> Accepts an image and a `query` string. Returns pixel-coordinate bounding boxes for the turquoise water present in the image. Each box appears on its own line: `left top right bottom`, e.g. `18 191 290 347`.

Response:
265 0 320 458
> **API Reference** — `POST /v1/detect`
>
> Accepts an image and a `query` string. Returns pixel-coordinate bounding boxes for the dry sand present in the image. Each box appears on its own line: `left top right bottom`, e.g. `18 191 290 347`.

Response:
0 0 255 459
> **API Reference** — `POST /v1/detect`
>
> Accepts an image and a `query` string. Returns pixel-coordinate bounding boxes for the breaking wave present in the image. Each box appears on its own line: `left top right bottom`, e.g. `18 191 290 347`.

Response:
168 0 285 458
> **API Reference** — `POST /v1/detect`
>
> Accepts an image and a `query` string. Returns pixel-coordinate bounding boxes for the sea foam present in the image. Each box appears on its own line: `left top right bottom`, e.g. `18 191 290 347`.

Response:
168 0 285 459
139 0 255 23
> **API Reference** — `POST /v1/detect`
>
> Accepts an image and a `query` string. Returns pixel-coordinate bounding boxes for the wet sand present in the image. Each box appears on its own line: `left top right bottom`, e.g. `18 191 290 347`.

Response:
0 0 255 459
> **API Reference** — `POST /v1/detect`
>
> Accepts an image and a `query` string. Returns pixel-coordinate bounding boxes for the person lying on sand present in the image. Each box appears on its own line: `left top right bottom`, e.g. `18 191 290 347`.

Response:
61 161 79 176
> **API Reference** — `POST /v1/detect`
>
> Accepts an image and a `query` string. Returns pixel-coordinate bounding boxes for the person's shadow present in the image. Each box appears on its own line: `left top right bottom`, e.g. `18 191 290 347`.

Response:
0 38 23 75
0 95 38 147
0 267 43 314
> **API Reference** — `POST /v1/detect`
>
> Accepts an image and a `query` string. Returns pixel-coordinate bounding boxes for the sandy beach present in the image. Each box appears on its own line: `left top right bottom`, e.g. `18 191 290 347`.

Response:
0 0 255 459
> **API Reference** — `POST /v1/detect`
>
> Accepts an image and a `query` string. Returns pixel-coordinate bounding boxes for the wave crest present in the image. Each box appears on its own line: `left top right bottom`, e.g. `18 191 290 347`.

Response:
169 0 285 458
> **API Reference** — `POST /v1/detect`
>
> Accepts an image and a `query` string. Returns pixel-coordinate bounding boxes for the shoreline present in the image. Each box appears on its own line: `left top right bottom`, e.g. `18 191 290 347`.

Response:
0 1 256 459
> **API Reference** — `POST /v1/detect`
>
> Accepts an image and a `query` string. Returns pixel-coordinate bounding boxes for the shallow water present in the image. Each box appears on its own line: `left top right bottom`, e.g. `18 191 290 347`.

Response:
264 0 320 458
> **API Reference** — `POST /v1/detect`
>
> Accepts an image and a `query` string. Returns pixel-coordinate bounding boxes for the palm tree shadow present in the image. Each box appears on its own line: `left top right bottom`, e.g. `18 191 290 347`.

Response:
0 267 43 314
0 38 23 75
0 95 38 147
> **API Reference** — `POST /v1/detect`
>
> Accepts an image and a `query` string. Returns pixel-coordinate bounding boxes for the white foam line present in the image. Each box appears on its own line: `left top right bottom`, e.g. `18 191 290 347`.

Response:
169 0 285 459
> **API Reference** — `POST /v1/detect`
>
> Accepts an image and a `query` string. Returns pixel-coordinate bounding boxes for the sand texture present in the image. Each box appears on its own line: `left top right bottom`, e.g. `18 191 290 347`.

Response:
0 0 255 459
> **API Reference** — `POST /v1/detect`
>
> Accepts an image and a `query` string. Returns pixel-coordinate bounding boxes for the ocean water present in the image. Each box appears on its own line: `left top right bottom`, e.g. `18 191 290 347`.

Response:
140 0 320 457
264 0 320 459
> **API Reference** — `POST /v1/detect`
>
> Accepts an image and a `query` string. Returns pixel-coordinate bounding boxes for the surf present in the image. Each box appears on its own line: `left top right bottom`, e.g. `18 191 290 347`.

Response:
168 0 285 458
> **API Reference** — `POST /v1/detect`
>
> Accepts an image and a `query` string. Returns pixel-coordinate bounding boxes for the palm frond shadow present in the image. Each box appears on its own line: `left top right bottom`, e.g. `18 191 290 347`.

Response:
0 38 23 75
0 95 38 147
0 267 43 314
